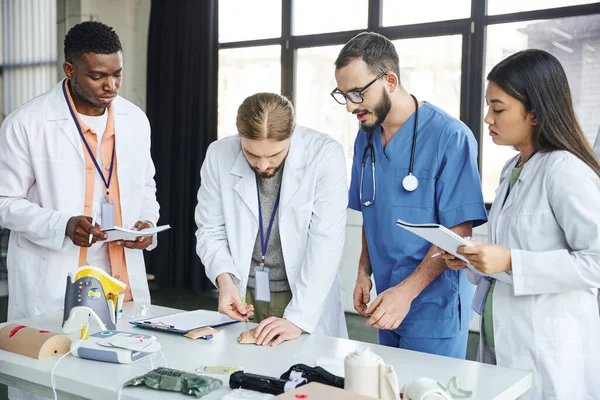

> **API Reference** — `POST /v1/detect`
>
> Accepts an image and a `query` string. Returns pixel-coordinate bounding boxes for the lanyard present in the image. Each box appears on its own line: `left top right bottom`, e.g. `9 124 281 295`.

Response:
256 177 282 267
62 81 115 197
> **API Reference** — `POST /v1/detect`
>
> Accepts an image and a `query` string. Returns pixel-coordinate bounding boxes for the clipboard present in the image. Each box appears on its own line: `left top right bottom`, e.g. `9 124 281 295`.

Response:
129 309 238 334
396 219 512 284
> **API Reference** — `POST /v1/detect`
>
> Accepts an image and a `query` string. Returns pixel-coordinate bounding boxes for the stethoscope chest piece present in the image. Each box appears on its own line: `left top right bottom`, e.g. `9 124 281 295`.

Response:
402 173 419 192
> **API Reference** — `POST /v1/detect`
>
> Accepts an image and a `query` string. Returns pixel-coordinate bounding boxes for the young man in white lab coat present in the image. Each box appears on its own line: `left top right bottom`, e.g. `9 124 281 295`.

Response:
0 21 159 325
195 92 348 346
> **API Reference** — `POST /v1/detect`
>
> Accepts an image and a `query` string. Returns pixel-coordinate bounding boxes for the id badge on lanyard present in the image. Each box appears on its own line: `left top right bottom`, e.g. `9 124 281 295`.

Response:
101 197 115 229
472 277 492 315
254 265 271 303
254 177 282 303
62 81 116 229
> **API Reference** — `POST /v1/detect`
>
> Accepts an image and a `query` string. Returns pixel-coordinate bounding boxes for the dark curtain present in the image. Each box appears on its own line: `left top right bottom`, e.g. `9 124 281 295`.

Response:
145 0 218 292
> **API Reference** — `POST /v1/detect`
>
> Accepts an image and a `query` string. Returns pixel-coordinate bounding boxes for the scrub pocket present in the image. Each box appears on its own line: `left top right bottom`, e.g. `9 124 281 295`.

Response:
394 168 434 208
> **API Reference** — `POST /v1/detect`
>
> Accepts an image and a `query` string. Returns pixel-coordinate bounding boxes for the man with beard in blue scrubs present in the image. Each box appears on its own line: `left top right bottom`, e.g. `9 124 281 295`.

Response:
332 32 487 358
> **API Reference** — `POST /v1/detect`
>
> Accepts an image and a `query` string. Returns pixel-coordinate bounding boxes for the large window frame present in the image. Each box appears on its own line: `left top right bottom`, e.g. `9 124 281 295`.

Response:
218 0 600 207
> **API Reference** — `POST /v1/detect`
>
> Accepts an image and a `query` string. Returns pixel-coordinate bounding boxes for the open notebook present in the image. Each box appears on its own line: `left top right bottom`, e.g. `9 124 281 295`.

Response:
102 224 171 242
396 219 512 284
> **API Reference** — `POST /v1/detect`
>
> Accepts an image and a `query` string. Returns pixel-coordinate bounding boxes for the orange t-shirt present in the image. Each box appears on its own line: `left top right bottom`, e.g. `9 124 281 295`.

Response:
63 80 132 301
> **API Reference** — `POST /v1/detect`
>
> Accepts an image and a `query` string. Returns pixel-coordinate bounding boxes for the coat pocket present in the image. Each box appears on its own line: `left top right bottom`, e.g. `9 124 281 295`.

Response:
534 313 586 398
7 237 48 318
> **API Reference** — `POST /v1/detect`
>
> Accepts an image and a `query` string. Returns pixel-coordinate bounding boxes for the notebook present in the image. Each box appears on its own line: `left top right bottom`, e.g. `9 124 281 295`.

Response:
396 219 512 284
102 224 171 242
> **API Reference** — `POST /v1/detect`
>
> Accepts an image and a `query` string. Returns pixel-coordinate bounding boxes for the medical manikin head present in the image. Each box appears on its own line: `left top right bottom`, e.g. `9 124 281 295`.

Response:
237 93 295 178
333 32 400 132
62 21 123 116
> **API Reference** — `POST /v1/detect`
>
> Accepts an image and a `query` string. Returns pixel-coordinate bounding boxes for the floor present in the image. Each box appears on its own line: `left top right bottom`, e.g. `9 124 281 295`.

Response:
0 289 479 400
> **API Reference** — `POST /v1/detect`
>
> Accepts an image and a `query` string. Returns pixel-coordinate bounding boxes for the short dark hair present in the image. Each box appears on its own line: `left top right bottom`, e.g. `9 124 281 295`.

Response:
335 32 400 78
64 21 122 63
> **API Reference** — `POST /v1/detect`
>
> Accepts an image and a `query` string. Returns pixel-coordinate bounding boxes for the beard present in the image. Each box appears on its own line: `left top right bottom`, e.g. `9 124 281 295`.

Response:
246 155 287 179
360 87 392 133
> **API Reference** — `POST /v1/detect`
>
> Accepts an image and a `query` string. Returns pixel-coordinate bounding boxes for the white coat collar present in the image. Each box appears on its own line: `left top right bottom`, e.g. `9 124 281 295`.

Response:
46 80 131 163
230 129 306 221
499 152 545 212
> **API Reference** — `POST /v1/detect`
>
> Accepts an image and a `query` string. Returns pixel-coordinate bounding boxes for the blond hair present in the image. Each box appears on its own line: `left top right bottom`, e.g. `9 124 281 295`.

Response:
236 93 296 140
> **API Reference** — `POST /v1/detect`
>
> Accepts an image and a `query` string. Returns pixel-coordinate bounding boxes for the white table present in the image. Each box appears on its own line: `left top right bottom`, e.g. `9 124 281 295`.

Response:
0 304 532 399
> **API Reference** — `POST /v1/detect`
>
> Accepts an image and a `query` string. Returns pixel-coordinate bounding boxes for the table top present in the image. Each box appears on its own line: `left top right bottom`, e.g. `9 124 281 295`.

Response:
0 303 532 399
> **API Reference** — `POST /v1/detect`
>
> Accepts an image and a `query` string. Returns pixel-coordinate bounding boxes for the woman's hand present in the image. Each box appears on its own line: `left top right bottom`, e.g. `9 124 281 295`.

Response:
456 241 512 274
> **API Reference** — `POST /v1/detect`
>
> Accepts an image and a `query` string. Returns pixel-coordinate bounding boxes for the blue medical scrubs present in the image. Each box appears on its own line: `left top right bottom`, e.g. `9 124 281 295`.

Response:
349 102 487 358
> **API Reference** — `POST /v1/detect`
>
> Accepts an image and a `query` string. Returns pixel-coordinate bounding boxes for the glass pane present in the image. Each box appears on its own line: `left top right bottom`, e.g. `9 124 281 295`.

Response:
293 0 367 35
218 46 281 139
219 0 281 43
296 45 357 181
482 14 600 202
383 0 470 26
488 0 598 16
393 35 463 119
295 35 463 183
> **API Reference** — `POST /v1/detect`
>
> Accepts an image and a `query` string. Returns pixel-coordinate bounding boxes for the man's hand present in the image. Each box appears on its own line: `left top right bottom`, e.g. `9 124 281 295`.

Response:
353 273 373 317
216 273 254 322
66 215 106 247
254 317 302 347
440 248 468 270
458 241 512 274
365 284 415 330
115 220 153 249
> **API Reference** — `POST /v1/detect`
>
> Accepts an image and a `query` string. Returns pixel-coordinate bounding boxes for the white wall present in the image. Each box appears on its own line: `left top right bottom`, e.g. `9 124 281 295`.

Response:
56 0 150 111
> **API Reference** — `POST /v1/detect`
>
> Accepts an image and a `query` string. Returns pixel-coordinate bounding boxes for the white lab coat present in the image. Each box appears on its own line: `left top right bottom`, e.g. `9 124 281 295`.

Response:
195 127 348 338
0 81 160 322
473 150 600 399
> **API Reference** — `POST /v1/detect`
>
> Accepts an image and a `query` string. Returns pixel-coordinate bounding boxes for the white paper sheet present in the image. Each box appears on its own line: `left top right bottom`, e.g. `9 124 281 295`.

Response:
102 224 171 242
133 309 236 331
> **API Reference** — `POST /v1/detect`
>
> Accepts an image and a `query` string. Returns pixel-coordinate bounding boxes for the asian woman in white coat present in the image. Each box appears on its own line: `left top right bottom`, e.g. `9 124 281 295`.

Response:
443 49 600 399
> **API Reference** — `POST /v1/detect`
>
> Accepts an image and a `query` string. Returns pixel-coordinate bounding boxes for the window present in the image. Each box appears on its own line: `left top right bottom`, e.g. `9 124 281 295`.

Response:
383 0 471 26
1 0 57 119
296 45 357 180
218 0 281 43
488 0 599 16
292 0 367 36
481 14 600 202
218 0 600 206
393 35 463 119
218 46 281 139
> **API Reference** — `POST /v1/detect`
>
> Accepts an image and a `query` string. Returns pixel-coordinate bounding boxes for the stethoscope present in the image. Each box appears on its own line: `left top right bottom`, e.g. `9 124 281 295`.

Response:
360 94 420 207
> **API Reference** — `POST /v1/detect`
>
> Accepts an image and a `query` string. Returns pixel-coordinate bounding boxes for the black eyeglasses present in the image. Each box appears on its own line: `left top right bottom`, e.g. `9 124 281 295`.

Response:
330 72 388 105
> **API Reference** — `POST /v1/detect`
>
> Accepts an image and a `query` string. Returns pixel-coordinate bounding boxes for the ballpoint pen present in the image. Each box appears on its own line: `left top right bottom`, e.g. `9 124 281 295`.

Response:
89 210 97 245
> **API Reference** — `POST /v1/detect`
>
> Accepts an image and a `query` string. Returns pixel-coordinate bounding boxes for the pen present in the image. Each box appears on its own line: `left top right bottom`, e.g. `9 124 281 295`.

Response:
89 210 97 245
431 236 472 258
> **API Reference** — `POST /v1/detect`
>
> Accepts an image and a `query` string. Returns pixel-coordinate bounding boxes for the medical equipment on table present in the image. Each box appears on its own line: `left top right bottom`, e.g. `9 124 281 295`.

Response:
361 94 420 207
70 330 160 364
0 324 71 359
62 266 126 333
